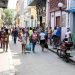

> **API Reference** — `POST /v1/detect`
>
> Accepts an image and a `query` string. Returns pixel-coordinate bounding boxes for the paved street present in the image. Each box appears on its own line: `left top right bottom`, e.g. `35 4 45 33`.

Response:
0 36 75 75
9 36 75 75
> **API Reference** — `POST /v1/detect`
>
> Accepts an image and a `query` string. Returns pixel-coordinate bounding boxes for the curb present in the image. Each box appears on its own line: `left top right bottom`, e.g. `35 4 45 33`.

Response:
48 45 57 54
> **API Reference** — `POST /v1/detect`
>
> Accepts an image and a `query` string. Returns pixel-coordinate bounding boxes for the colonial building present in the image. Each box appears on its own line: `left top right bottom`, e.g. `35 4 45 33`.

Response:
49 0 75 42
16 0 24 27
28 0 46 29
24 0 37 28
50 0 67 28
49 0 68 40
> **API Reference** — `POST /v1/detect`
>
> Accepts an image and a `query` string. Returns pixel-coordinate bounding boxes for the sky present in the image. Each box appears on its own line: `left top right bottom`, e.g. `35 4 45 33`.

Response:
8 0 18 9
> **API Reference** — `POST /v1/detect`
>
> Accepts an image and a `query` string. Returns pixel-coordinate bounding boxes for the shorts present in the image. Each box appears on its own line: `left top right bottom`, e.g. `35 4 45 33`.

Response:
40 40 45 45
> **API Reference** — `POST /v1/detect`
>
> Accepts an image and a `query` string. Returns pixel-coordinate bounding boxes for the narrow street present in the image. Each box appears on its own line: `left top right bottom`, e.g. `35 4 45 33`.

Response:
8 36 75 75
0 0 75 75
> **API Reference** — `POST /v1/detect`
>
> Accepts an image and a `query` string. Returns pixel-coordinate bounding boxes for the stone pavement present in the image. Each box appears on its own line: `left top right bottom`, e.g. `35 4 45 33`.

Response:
0 38 15 75
9 37 75 75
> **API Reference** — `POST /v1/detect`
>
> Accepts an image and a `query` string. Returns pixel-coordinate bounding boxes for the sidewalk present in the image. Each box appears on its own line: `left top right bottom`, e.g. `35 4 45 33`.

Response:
0 46 15 75
48 44 75 61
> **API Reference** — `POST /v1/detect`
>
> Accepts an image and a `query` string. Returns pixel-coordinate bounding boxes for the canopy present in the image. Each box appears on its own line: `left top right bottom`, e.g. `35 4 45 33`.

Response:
65 9 75 13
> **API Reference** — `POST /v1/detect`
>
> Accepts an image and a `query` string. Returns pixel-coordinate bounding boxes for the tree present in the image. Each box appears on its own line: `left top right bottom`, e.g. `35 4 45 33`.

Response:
3 9 15 25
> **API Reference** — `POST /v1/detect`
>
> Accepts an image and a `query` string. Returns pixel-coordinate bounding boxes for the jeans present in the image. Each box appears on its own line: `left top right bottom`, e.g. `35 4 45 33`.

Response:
32 41 36 52
14 37 17 44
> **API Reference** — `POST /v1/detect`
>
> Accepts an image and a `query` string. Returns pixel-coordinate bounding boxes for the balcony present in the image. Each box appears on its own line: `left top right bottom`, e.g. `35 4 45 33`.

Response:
0 0 8 8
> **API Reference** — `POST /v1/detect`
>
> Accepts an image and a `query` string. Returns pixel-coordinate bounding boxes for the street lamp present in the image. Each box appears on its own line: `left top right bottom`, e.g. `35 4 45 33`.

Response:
58 2 64 9
58 2 64 41
58 2 64 27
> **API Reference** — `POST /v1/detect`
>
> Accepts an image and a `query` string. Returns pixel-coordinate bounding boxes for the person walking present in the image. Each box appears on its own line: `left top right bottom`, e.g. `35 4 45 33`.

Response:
39 30 46 51
31 29 38 53
21 29 26 53
56 27 61 45
52 27 58 49
3 29 9 52
48 27 52 45
13 27 18 44
29 27 33 43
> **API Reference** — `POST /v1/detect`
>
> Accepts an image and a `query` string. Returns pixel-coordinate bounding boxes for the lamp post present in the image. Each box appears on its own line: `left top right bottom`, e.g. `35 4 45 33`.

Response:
58 2 64 41
58 2 64 27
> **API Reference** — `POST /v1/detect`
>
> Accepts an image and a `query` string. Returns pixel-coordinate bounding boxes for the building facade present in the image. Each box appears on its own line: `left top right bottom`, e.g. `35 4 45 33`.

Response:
49 0 75 42
16 0 24 27
49 0 68 39
27 0 46 29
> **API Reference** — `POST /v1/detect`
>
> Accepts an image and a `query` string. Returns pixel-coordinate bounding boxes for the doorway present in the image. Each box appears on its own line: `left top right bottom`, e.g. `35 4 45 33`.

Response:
40 16 42 27
56 16 60 27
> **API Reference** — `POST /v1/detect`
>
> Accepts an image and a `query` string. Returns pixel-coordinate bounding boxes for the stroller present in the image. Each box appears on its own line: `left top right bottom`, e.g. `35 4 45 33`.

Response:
57 38 73 62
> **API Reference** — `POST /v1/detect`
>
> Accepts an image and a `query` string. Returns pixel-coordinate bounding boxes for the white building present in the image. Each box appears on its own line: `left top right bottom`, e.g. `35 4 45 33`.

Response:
49 0 75 42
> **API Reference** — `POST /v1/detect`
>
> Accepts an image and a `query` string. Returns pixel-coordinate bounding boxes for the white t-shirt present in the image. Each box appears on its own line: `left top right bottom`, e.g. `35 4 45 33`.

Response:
39 32 45 40
52 30 57 35
65 31 71 38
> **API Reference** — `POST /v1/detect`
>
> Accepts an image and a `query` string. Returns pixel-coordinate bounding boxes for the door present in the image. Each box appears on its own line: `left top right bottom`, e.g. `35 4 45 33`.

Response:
40 16 42 27
56 16 60 27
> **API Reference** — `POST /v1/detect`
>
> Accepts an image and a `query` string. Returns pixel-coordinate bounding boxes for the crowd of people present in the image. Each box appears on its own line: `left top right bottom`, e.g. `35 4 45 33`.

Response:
0 26 72 53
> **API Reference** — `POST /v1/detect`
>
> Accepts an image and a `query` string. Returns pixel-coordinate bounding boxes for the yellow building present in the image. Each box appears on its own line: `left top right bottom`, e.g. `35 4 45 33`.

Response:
24 6 37 27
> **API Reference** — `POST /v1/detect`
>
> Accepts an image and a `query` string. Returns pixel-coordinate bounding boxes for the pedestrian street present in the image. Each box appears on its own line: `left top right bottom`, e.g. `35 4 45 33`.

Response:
8 36 75 75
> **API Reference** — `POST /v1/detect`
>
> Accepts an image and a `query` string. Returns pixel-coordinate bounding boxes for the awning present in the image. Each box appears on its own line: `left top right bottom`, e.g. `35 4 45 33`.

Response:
65 9 75 13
